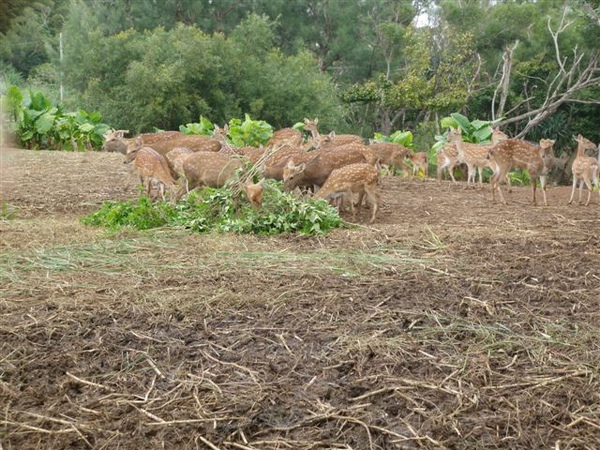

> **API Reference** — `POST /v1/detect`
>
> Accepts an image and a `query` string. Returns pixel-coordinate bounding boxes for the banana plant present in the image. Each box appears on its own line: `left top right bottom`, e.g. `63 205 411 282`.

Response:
372 130 414 148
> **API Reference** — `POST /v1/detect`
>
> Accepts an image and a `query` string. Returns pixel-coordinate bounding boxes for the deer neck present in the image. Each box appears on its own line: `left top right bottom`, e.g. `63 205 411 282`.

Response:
576 140 587 158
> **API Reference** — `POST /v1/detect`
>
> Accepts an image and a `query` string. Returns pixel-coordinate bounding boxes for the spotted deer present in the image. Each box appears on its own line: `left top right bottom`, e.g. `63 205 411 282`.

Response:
130 147 176 201
369 142 411 175
102 129 183 154
175 151 242 201
243 180 265 207
265 127 304 150
165 147 195 179
448 127 509 187
126 134 222 158
487 138 555 206
437 143 459 182
315 163 380 223
568 134 598 206
407 151 429 179
283 146 368 192
303 118 363 150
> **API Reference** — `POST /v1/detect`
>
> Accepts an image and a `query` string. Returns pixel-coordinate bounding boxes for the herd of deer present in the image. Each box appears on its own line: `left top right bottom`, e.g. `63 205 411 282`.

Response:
102 119 600 224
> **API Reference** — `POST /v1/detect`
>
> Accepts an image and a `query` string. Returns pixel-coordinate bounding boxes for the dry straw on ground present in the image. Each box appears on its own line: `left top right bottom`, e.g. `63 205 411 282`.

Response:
1 148 599 449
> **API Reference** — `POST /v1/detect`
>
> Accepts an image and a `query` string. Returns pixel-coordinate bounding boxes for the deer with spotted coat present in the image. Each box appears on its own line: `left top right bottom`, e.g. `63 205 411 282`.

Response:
315 163 381 223
487 138 555 206
568 134 599 206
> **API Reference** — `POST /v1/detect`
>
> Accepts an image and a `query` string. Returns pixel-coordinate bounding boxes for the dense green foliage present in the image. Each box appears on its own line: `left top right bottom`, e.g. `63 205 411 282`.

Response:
81 181 344 236
6 85 109 150
1 0 599 154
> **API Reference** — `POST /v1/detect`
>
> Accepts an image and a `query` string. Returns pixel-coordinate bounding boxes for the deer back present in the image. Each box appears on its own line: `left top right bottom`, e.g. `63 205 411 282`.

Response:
182 151 242 188
165 147 195 179
283 147 367 190
134 147 176 186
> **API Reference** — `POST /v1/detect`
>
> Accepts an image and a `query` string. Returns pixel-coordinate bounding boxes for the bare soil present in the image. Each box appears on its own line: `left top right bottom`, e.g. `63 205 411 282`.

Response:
1 148 599 449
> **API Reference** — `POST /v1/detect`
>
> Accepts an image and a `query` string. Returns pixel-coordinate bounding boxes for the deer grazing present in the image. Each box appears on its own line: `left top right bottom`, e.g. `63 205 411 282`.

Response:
369 142 411 175
568 134 599 206
448 127 509 187
314 163 380 223
102 129 183 154
129 147 176 201
487 138 555 206
126 134 222 158
165 147 195 179
283 146 369 192
175 151 242 201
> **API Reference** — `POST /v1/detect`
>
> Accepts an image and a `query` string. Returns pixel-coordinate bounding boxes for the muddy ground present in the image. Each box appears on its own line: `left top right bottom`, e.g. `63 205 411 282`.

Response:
1 148 599 449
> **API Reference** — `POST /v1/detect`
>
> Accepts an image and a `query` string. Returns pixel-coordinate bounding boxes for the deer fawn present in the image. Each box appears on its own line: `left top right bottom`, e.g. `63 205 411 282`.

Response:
315 163 380 223
487 138 555 206
448 127 508 187
130 147 176 201
243 180 265 207
407 151 429 180
568 134 598 206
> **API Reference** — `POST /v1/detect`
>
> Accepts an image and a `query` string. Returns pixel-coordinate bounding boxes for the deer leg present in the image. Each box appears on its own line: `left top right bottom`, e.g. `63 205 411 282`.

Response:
449 162 457 183
478 167 484 188
537 174 548 206
568 177 578 204
583 176 593 206
365 185 380 223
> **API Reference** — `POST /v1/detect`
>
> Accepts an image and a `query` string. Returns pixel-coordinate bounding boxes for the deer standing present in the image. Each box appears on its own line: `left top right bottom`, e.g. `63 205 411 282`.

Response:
448 127 509 187
568 134 598 206
315 163 380 223
487 138 555 206
130 147 176 201
303 118 363 150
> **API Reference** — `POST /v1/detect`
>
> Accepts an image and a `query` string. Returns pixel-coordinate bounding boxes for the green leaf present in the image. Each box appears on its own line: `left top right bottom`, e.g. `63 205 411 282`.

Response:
450 113 474 134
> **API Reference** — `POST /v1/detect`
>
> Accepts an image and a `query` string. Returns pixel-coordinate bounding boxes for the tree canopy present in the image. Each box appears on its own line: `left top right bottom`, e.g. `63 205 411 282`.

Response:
1 0 599 149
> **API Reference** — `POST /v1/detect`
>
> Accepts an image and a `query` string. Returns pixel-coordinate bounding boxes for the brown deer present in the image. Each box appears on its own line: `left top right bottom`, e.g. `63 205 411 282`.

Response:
130 147 176 201
126 134 222 158
261 145 309 181
102 129 183 154
265 127 304 149
448 127 509 187
243 180 265 207
283 147 368 192
487 138 555 206
437 143 459 182
407 151 429 179
315 163 380 223
303 118 363 150
165 147 195 179
175 152 242 201
568 134 598 206
369 142 411 175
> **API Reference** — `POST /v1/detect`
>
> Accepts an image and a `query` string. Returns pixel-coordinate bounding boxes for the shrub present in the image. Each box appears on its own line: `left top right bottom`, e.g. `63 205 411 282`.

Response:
81 180 344 236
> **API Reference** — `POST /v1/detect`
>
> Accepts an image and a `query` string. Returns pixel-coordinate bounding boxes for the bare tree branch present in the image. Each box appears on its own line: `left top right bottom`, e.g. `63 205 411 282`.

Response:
492 41 519 120
497 5 600 138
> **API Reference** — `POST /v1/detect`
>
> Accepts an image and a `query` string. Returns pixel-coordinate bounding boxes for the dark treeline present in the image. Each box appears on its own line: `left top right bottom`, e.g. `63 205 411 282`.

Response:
1 0 599 151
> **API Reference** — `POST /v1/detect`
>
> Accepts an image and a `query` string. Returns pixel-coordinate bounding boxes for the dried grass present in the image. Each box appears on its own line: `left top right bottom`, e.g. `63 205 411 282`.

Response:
1 148 599 449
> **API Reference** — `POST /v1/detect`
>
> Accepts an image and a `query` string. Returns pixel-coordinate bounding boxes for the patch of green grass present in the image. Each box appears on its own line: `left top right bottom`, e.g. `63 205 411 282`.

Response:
0 201 17 220
81 180 344 236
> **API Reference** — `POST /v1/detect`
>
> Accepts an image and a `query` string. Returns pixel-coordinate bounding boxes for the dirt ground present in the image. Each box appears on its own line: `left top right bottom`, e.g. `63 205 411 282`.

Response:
1 148 599 449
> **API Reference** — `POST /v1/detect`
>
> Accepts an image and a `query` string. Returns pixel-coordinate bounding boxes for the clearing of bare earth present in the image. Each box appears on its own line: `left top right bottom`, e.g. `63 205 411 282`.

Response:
1 148 599 449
